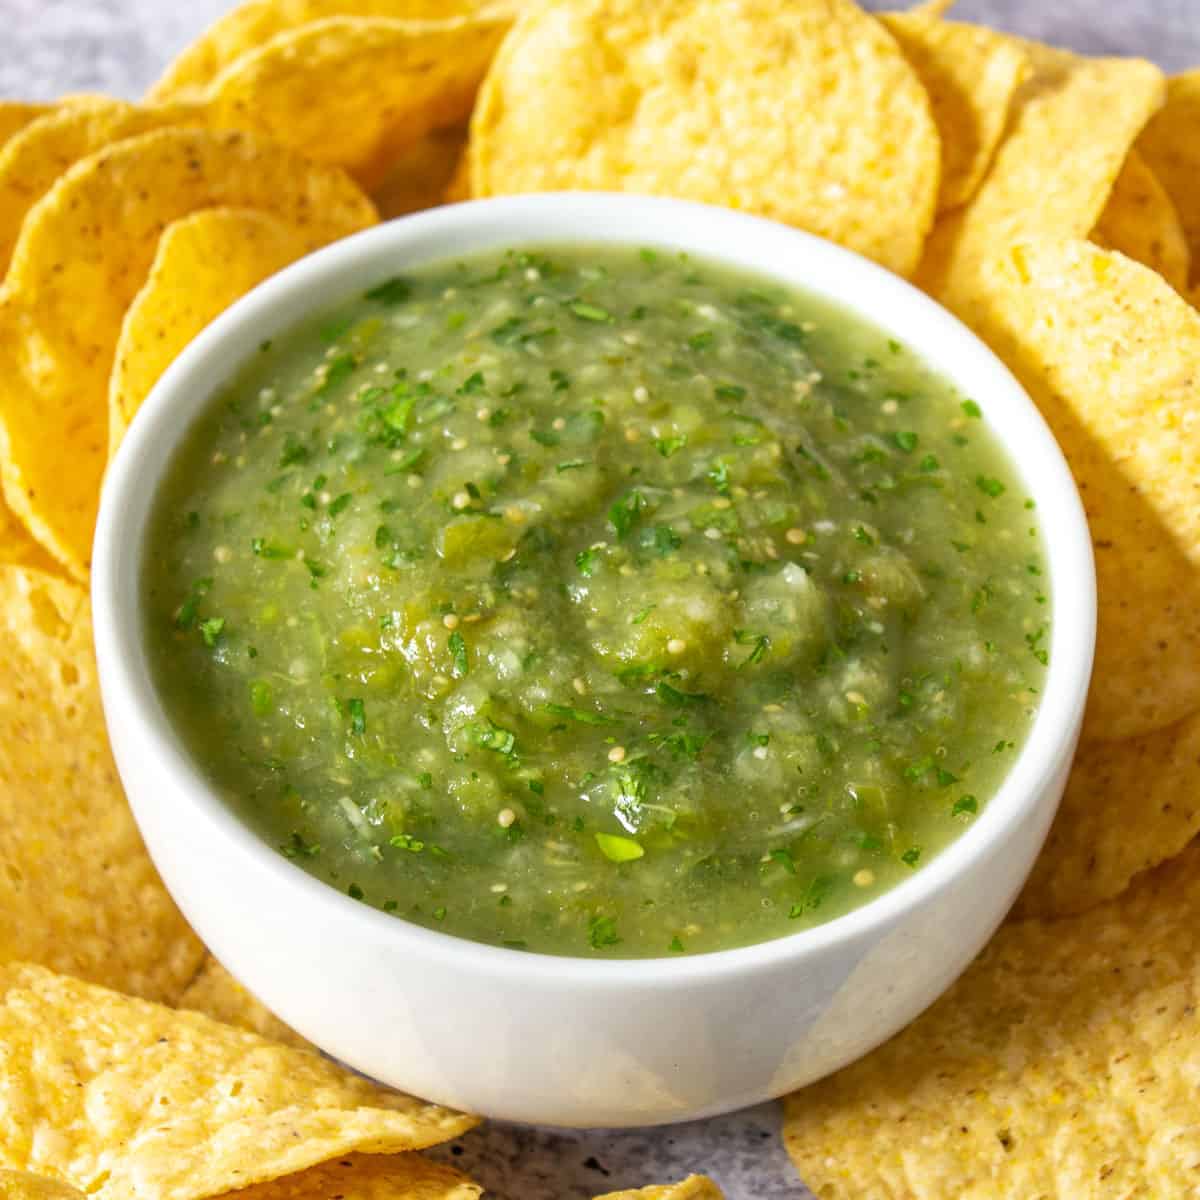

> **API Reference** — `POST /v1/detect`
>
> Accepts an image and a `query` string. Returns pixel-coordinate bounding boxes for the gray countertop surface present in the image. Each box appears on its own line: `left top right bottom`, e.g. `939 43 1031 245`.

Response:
1 2 1195 1197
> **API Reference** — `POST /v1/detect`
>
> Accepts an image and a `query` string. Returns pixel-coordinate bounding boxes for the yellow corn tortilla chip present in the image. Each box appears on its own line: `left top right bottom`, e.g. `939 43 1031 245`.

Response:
0 104 52 152
0 126 375 581
470 0 940 277
0 1174 84 1200
443 145 471 205
207 1155 480 1200
1092 149 1190 293
784 838 1200 1196
373 125 468 220
879 13 1029 212
908 0 956 15
203 16 510 188
917 43 1164 314
1136 70 1200 289
0 566 204 1001
147 0 520 102
594 1178 724 1200
178 955 308 1050
0 97 203 279
0 502 57 574
979 237 1200 593
1016 710 1200 919
932 233 1200 739
109 207 324 455
1080 460 1200 742
0 961 477 1200
4 1157 478 1200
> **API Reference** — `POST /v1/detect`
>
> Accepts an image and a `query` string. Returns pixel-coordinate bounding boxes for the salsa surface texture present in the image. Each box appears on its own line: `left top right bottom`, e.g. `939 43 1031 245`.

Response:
144 244 1048 957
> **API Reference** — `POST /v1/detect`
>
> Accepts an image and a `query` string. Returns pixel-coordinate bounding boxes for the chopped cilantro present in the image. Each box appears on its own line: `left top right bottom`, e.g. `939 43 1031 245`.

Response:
364 276 413 304
544 701 618 726
588 914 620 948
199 616 225 647
609 489 648 537
570 302 611 322
448 630 468 677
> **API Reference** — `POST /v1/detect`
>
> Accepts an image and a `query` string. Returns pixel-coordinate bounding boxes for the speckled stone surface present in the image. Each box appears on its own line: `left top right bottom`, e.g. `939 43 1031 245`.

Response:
2 2 1193 1196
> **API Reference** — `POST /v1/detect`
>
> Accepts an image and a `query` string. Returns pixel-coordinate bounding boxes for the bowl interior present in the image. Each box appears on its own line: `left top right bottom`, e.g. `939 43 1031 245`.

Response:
92 193 1096 980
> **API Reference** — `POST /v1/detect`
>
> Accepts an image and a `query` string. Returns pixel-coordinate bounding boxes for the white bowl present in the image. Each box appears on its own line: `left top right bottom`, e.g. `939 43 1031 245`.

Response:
92 194 1095 1128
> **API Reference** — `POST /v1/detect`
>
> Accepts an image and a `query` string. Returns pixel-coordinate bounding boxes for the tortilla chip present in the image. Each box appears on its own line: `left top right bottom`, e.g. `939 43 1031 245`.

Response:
907 0 956 15
0 502 58 575
0 961 477 1200
0 1174 85 1200
981 237 1200 578
1016 710 1200 919
917 44 1164 314
783 838 1200 1196
1136 70 1200 288
0 566 204 1001
147 0 521 103
443 145 471 204
0 103 51 152
1080 461 1200 742
373 125 468 219
0 97 206 279
936 233 1200 739
470 0 940 276
0 126 375 580
879 13 1029 212
1092 149 1190 293
109 207 321 455
203 16 510 188
209 1155 480 1200
594 1178 724 1200
177 955 308 1050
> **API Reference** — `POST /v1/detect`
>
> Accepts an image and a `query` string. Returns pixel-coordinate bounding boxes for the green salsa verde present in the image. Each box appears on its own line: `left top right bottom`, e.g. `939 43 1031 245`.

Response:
144 245 1048 957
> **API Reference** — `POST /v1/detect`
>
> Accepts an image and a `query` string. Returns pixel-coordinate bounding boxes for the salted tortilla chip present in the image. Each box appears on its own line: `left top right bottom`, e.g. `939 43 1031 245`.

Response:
0 567 204 1000
1092 149 1190 293
1136 70 1200 288
443 145 471 204
203 16 510 188
939 234 1200 739
594 1178 724 1200
109 207 322 455
0 961 477 1200
879 13 1029 212
147 0 520 102
1080 462 1200 742
373 125 468 219
0 98 208 279
0 103 51 152
918 44 1164 314
0 502 57 574
178 955 307 1050
784 838 1200 1196
208 1155 480 1200
470 0 940 276
980 238 1200 579
0 1174 85 1200
1016 710 1200 919
0 126 375 580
